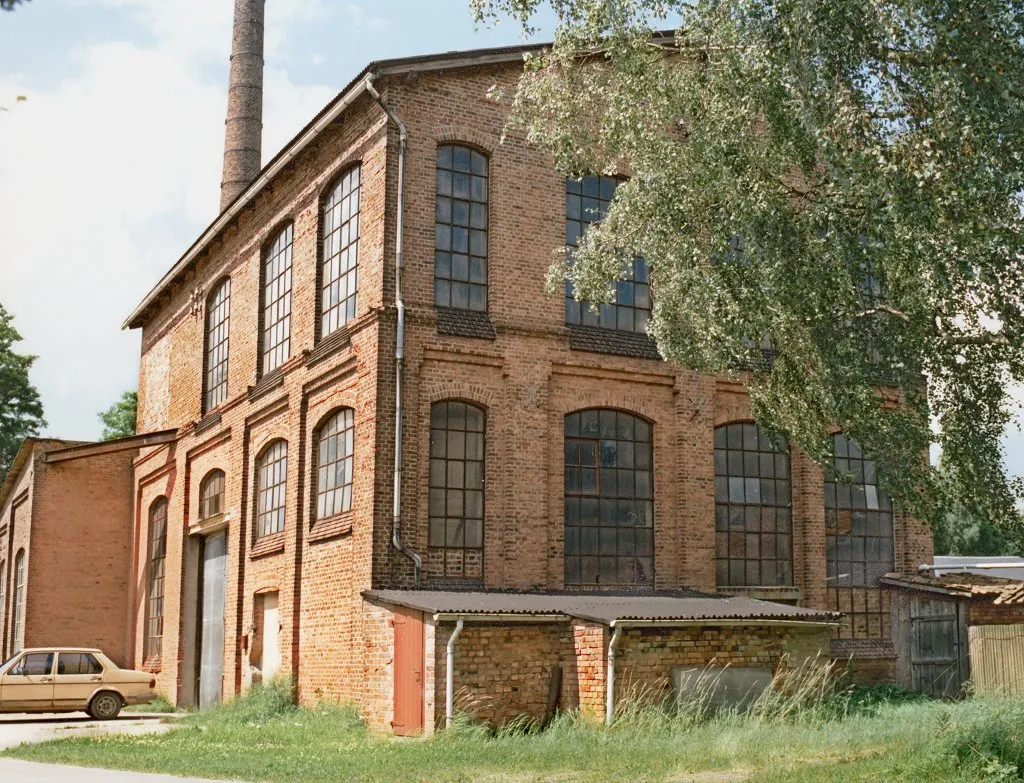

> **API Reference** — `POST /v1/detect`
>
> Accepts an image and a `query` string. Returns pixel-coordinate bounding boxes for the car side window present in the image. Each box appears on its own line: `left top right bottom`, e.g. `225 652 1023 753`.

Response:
14 653 53 676
58 654 103 675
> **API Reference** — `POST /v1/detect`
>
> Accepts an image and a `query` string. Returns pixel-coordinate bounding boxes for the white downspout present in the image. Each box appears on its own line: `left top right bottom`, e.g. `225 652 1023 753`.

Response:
605 624 622 726
446 618 464 729
365 75 422 586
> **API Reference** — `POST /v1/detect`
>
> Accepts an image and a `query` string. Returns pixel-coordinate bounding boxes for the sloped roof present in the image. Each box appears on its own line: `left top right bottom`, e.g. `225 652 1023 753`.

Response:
880 572 1024 606
364 589 841 625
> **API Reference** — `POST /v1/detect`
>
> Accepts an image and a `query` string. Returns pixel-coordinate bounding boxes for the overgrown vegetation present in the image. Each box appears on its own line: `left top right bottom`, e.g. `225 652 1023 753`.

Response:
7 675 1024 781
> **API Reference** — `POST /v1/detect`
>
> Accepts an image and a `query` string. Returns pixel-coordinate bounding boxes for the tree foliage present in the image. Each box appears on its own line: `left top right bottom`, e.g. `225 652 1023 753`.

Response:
98 391 138 441
0 0 30 11
0 303 45 480
473 0 1024 533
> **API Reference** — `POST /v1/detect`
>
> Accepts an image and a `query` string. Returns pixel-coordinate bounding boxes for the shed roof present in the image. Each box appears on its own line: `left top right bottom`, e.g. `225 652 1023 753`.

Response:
880 572 1024 606
363 589 840 626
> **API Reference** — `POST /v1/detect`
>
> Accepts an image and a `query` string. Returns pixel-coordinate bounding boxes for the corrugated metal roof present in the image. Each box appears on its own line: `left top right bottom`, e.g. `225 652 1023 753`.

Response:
363 589 841 625
880 572 1024 606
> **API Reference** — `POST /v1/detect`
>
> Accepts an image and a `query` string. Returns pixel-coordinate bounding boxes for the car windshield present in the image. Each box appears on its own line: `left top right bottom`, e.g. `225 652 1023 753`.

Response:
0 654 19 674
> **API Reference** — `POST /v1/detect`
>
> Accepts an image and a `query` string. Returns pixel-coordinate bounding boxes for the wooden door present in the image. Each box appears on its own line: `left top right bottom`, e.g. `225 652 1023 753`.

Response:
392 607 424 735
909 594 968 698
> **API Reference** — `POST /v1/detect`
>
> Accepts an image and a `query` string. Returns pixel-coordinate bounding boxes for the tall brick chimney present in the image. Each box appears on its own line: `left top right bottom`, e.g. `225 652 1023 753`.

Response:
219 0 265 211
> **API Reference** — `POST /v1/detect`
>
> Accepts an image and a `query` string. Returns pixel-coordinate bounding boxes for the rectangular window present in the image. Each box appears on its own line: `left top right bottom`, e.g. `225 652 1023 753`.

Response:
146 501 167 659
321 166 361 336
256 442 288 538
565 176 651 333
261 225 293 376
435 145 488 312
58 653 103 675
204 279 231 411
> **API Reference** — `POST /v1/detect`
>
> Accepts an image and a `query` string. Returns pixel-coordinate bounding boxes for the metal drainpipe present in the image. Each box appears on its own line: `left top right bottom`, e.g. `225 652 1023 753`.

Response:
605 624 622 726
446 618 464 729
365 75 422 586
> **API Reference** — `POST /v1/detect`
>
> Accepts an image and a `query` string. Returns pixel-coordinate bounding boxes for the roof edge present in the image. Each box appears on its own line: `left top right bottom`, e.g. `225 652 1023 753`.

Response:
123 41 551 331
43 429 179 464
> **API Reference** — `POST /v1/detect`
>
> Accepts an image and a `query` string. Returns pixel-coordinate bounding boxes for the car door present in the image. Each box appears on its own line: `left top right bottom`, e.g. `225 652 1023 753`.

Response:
53 652 105 711
0 652 55 712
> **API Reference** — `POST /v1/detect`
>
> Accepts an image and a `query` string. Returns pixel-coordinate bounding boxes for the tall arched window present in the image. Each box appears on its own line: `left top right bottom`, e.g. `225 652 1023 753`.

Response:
11 550 24 654
204 278 231 412
564 409 654 588
315 409 355 519
435 145 488 312
261 224 293 376
199 470 225 520
321 166 360 336
429 401 485 581
256 441 288 538
825 433 894 638
565 176 651 333
145 499 167 659
714 422 793 587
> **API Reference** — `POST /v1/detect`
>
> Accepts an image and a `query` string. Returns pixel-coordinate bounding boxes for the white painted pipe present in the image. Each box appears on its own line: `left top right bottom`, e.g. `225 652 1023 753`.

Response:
446 619 464 729
605 625 622 726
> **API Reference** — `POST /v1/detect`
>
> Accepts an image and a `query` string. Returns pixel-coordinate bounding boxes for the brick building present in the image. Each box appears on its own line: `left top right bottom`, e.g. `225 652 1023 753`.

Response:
0 434 171 665
120 36 932 731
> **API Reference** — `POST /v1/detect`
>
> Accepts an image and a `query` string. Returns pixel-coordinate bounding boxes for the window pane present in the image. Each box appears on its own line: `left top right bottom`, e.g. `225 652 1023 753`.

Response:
256 442 288 537
714 423 792 587
315 410 355 519
321 166 361 337
204 278 231 412
436 146 487 312
261 225 293 375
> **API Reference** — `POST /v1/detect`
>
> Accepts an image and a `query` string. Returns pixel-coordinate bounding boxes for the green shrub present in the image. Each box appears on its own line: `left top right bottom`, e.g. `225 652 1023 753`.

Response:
195 677 297 726
937 700 1024 780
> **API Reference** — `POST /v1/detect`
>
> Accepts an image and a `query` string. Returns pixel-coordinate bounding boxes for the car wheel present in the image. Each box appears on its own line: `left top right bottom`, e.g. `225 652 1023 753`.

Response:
88 692 123 720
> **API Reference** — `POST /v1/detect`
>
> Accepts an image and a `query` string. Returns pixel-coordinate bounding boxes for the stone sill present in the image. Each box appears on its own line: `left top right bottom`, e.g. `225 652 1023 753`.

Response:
251 531 286 559
189 512 228 537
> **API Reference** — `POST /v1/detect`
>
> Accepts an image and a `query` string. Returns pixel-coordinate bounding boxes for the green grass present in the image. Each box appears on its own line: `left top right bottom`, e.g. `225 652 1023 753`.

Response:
123 693 180 713
6 678 1024 782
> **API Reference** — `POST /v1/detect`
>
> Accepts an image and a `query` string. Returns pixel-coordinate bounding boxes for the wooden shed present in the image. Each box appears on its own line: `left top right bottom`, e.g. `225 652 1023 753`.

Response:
880 572 1024 698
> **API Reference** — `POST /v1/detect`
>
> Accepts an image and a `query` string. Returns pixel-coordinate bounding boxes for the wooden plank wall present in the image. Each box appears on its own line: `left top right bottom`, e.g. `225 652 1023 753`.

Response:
969 624 1024 696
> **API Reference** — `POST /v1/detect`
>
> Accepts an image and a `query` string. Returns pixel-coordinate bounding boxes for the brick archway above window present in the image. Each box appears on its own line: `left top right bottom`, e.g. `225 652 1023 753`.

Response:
434 128 498 157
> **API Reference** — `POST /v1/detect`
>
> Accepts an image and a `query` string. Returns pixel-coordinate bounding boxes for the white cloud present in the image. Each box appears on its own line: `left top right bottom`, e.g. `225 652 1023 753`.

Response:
0 2 334 440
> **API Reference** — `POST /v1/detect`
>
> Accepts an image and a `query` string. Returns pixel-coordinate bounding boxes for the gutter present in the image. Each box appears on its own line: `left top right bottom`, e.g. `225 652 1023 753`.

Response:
920 563 1024 572
364 76 422 585
603 618 842 629
605 625 621 726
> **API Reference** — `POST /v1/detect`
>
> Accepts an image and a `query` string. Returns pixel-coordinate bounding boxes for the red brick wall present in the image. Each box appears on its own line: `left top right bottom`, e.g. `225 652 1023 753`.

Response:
969 601 1024 627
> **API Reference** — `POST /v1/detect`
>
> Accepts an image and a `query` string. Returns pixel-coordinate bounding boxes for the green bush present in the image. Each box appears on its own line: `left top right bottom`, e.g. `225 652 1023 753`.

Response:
937 700 1024 780
196 677 297 726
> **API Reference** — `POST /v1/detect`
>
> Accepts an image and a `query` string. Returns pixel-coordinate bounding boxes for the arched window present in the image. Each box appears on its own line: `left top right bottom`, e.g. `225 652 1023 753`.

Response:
256 441 288 538
315 409 355 519
565 176 650 333
825 433 894 638
429 401 485 581
714 422 792 587
145 499 167 659
261 224 293 376
199 470 225 520
204 278 231 412
435 145 487 312
564 409 654 588
11 550 25 654
321 166 360 336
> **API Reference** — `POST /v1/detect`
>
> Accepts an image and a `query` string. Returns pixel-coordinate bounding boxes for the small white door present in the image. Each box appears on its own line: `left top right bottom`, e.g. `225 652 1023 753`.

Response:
261 592 280 680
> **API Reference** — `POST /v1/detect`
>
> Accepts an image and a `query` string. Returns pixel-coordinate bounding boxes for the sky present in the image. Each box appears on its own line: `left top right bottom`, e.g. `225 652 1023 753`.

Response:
0 0 1021 482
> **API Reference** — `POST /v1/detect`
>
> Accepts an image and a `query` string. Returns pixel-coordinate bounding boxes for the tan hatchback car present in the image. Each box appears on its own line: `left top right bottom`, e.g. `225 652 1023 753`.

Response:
0 648 156 719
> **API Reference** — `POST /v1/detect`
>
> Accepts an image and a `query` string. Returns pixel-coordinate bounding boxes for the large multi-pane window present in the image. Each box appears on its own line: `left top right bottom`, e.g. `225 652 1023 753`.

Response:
321 166 360 336
564 409 654 588
565 176 651 333
261 224 293 376
256 441 288 538
825 433 894 638
204 278 231 412
714 423 793 587
435 145 488 311
0 559 5 648
429 401 485 581
199 470 225 520
11 551 24 654
315 409 355 519
145 499 167 659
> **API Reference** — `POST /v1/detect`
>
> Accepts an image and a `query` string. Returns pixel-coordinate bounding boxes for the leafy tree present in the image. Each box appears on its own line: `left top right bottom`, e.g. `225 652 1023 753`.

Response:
473 0 1024 534
1 0 30 11
98 391 138 441
0 303 45 480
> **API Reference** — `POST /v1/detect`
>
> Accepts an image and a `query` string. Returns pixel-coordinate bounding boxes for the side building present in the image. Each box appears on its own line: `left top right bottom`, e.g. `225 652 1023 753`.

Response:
0 435 173 664
122 44 933 729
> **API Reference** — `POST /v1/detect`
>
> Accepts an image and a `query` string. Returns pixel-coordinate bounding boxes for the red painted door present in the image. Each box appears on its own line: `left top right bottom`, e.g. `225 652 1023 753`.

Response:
392 607 424 735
